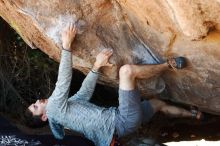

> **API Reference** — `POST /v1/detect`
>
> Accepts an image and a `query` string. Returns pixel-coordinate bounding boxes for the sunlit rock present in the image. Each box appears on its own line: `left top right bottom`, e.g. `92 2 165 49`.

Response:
0 0 220 114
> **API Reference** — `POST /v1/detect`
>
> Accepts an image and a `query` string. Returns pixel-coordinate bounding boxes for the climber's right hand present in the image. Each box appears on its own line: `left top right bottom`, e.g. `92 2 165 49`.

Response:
92 49 113 72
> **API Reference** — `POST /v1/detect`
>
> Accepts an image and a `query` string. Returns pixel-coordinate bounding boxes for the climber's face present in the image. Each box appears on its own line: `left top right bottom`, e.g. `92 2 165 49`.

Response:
28 99 48 117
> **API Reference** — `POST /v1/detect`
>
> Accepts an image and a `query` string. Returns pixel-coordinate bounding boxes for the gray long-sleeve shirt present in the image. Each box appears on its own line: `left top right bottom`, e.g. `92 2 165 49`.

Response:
46 50 116 146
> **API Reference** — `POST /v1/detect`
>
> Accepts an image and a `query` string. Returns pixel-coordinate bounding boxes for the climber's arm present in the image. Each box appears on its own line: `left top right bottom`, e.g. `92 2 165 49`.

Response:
69 49 113 101
49 24 76 106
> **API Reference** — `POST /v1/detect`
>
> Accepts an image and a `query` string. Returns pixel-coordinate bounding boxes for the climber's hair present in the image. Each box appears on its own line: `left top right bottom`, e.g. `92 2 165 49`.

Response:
24 108 48 128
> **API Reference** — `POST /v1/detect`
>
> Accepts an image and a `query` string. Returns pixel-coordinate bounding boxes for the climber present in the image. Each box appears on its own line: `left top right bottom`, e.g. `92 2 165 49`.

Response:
24 23 202 146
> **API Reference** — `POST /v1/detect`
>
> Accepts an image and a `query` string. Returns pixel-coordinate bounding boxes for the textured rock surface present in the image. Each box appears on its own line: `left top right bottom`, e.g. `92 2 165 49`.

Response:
0 0 220 114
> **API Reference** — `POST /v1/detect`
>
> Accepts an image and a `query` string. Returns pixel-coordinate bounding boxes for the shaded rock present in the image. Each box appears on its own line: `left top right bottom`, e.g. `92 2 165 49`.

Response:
0 0 220 114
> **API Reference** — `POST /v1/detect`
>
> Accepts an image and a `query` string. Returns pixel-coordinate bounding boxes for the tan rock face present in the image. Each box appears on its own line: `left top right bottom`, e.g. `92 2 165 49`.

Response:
0 0 220 114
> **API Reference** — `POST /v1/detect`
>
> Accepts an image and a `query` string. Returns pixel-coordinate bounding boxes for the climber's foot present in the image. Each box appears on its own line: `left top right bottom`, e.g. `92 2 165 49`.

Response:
167 57 187 70
191 106 204 120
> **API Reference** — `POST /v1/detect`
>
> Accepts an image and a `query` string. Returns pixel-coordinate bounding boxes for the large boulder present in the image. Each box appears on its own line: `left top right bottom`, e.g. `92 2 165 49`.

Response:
0 0 220 114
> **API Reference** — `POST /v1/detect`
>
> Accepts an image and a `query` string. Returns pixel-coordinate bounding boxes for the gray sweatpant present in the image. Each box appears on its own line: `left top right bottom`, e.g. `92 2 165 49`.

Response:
115 89 154 137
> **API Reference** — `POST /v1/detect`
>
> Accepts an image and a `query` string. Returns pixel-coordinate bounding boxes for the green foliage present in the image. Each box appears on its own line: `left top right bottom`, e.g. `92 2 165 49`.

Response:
0 18 60 102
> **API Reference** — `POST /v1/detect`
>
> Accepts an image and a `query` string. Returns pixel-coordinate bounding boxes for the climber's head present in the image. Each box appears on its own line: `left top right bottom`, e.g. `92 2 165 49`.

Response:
24 99 48 128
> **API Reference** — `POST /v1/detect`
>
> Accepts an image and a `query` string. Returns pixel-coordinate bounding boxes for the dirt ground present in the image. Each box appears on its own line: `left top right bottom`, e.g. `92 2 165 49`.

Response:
121 112 220 145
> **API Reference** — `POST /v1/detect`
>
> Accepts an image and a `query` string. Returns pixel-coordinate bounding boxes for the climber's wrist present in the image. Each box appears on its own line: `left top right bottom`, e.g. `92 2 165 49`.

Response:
92 63 100 72
62 46 72 52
